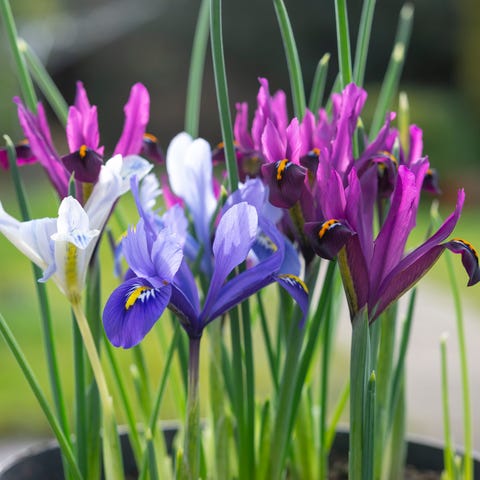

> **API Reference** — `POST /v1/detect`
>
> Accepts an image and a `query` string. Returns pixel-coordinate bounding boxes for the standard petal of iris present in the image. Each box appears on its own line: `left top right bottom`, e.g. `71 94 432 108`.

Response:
52 197 100 249
201 202 258 319
114 83 150 156
166 132 193 197
151 229 183 284
103 277 171 348
122 219 157 279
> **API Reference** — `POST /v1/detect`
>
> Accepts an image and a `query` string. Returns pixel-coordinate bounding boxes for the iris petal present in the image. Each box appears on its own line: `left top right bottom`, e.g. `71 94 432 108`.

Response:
446 239 480 286
103 277 170 348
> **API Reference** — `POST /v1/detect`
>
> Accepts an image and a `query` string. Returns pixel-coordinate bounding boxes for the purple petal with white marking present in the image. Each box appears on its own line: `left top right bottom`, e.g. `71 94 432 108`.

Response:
103 277 170 348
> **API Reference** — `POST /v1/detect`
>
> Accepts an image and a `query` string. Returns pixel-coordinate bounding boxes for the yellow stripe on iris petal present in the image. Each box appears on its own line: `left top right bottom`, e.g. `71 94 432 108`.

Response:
125 286 152 310
451 238 479 261
278 273 308 293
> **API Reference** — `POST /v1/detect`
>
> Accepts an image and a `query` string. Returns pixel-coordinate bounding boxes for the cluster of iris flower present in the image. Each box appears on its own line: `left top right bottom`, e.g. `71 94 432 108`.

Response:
1 78 478 349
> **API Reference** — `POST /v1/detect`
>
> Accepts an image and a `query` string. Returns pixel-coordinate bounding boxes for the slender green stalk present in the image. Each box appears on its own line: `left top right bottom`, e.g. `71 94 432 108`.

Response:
5 136 71 444
373 308 396 479
387 378 406 480
210 0 238 192
185 0 210 137
19 39 69 125
364 371 376 480
132 344 152 416
273 0 306 118
256 292 279 390
0 313 83 480
104 339 143 467
73 317 88 478
443 250 473 480
256 400 271 480
229 306 247 479
0 0 37 110
353 0 376 87
388 289 416 429
241 299 256 479
325 380 350 452
145 428 160 480
85 259 102 480
334 0 353 88
308 53 330 113
369 3 414 138
318 290 334 479
71 301 124 480
182 336 202 480
207 320 230 479
440 334 455 480
349 308 371 480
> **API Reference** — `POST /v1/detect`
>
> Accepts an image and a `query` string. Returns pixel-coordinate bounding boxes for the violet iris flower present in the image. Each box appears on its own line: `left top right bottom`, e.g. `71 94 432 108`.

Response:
0 140 36 170
305 165 479 322
103 177 308 348
13 82 150 200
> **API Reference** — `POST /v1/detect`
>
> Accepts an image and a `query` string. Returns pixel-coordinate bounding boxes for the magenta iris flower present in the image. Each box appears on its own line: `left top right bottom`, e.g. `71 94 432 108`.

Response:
103 175 308 348
305 165 479 321
12 82 150 200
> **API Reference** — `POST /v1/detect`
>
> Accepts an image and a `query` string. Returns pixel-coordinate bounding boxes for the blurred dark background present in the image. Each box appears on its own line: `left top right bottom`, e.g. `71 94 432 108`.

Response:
1 0 479 201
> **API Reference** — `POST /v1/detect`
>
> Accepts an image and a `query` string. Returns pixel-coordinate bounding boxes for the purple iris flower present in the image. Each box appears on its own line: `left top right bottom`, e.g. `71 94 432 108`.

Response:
103 177 308 348
0 139 36 170
260 118 307 209
224 78 290 181
13 82 150 200
305 165 479 322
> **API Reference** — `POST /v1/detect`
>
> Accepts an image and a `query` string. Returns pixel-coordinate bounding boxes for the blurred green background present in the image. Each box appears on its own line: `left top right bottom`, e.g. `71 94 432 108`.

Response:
0 0 479 438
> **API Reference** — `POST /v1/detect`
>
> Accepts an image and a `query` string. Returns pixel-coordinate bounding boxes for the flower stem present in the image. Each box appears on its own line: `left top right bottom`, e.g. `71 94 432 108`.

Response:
349 308 371 480
71 301 124 480
183 336 202 480
444 251 473 480
440 334 455 480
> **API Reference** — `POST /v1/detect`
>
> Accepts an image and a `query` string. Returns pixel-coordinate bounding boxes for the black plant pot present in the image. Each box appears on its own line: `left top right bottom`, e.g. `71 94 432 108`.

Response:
1 428 479 479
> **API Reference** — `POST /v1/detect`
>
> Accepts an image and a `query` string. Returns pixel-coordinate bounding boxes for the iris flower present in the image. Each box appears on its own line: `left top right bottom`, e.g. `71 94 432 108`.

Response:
103 176 308 348
305 165 479 321
13 82 150 201
0 155 152 302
